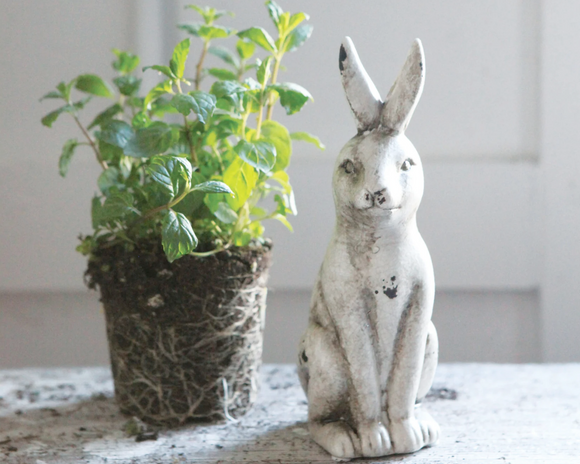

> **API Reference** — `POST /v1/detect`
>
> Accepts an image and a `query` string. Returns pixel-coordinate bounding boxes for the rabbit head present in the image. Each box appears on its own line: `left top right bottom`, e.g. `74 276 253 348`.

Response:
334 38 426 229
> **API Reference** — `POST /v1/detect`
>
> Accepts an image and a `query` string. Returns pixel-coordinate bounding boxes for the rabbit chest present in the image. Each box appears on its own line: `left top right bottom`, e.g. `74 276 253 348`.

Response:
319 228 434 384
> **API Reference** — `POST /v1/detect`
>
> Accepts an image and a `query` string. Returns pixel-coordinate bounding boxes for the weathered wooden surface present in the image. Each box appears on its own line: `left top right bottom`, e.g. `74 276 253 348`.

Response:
0 363 579 463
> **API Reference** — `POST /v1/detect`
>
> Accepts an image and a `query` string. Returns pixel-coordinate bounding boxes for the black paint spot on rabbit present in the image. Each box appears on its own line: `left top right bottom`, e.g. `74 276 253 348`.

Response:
301 350 308 363
339 45 347 72
391 276 396 282
375 290 379 294
384 285 398 299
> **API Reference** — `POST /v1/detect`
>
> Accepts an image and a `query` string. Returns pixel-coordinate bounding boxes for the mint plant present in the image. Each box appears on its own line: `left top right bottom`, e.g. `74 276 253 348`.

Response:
41 1 324 263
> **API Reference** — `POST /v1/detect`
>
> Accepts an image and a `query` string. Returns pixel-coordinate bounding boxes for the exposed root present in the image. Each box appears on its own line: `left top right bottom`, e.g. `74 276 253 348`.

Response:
86 240 272 426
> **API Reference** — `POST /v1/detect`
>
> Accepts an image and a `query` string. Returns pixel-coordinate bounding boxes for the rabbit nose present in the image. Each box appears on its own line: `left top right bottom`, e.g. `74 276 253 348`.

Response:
373 188 388 206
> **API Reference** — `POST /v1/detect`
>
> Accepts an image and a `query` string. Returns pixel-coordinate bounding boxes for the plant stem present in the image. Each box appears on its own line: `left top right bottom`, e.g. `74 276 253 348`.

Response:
176 79 198 166
241 111 250 140
183 117 198 166
73 115 108 170
266 55 282 120
189 242 232 257
255 107 264 139
195 40 210 91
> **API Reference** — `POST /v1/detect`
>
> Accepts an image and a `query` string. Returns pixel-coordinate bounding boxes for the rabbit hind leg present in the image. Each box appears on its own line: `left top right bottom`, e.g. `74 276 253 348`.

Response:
412 321 440 448
416 321 438 403
305 323 359 459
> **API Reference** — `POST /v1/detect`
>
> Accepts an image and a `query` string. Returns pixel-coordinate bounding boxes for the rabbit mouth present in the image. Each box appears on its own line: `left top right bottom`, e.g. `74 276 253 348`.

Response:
362 204 401 213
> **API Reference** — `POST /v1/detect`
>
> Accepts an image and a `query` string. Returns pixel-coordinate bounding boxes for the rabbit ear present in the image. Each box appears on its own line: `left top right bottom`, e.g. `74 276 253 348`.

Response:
381 39 425 133
339 37 383 132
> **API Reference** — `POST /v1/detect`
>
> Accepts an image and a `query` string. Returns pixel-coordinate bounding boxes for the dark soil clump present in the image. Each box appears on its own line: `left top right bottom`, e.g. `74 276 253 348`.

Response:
86 240 272 426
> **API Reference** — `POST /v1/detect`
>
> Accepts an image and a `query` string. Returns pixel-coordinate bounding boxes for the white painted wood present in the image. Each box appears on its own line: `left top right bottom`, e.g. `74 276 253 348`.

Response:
540 0 580 361
1 364 579 463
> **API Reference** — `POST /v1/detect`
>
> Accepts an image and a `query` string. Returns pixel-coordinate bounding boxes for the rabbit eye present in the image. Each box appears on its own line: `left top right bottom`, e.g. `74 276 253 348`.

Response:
341 160 355 174
401 159 415 171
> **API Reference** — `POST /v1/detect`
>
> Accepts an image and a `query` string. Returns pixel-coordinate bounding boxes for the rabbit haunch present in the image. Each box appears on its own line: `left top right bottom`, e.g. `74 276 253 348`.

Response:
297 37 439 459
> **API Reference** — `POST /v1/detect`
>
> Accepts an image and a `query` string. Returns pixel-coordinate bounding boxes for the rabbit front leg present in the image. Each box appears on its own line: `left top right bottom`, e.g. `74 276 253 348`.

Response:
386 284 440 454
324 287 392 457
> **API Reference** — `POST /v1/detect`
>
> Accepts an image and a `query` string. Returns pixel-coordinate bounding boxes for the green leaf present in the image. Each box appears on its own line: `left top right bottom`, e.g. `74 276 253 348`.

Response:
98 139 123 163
59 80 76 101
233 230 253 246
236 39 255 60
185 5 206 17
260 120 291 171
269 170 292 194
214 201 238 224
169 38 191 79
41 105 71 128
251 206 267 217
144 79 174 109
112 49 140 74
91 196 104 229
208 68 238 81
95 120 134 148
274 191 297 216
113 76 141 96
185 5 233 24
242 89 262 113
269 82 312 115
72 97 92 111
147 155 193 198
257 57 273 86
274 193 289 216
266 0 284 26
178 23 201 37
287 12 310 33
124 122 178 158
210 80 247 109
87 103 123 130
223 157 258 210
235 140 276 173
208 46 240 68
41 98 90 128
273 213 294 232
170 91 216 123
75 74 115 98
237 27 277 53
132 111 151 129
97 167 122 196
143 65 176 79
284 24 313 53
101 192 139 223
162 210 198 262
290 131 326 150
198 25 236 40
59 139 78 177
40 90 64 101
149 96 178 118
191 180 233 194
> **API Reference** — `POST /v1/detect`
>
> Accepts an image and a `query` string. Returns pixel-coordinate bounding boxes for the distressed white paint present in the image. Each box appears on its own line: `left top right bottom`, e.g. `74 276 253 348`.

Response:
297 39 438 459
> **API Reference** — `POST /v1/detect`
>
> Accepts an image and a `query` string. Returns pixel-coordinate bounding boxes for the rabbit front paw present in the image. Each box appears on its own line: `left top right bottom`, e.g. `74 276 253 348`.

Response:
356 421 392 457
389 412 440 454
310 421 358 459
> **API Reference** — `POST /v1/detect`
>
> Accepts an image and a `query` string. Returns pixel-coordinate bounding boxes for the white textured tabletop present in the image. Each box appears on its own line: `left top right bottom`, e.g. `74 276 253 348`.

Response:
0 364 579 463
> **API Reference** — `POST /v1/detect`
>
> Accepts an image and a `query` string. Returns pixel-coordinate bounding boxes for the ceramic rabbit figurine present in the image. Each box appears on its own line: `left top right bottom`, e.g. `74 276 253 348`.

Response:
297 37 439 459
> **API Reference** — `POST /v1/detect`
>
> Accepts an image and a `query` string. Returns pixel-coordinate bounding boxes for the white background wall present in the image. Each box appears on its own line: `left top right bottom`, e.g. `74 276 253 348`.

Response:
1 0 579 366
